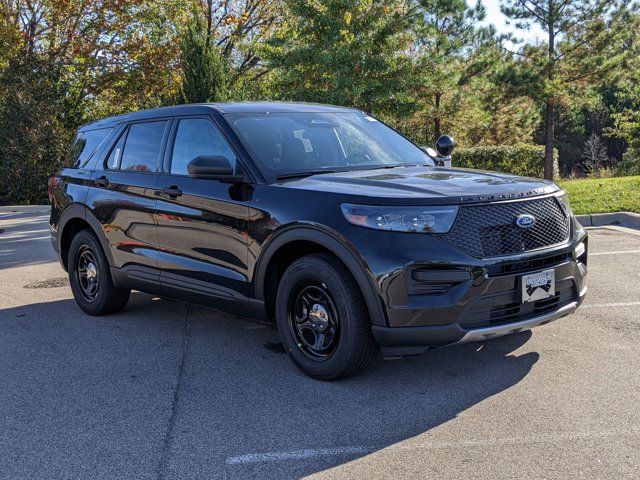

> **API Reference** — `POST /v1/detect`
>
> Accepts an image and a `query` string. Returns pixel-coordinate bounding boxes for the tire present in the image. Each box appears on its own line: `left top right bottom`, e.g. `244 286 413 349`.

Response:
275 253 378 380
68 229 130 315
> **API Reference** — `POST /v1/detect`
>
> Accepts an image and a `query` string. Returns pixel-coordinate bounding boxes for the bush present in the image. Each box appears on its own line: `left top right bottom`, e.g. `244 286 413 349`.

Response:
0 55 69 205
453 144 559 179
615 148 640 176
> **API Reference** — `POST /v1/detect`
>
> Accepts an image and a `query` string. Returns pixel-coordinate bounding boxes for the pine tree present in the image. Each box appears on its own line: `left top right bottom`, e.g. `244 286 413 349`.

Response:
181 10 228 103
264 0 416 116
411 0 490 142
500 0 630 179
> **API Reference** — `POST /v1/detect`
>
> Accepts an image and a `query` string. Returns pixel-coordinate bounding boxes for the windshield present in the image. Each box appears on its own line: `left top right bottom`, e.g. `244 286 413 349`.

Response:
226 112 434 181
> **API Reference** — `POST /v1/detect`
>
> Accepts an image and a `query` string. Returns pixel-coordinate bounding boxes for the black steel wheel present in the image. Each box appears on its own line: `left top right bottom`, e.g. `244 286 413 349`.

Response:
68 229 130 315
288 284 340 360
75 245 100 302
276 253 378 380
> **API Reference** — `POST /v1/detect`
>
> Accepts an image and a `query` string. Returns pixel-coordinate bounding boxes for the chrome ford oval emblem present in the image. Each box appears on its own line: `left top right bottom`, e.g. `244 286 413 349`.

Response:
515 214 536 229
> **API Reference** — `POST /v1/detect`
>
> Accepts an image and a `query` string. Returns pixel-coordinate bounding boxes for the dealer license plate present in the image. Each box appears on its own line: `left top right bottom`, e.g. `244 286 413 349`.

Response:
521 269 555 303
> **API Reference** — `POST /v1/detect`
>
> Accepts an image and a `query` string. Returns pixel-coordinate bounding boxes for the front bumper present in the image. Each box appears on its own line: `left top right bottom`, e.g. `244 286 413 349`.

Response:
373 287 586 356
352 217 588 356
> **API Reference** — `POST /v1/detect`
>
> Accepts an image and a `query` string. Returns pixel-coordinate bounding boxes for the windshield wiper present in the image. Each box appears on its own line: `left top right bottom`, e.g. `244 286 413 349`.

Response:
276 170 336 181
350 164 413 171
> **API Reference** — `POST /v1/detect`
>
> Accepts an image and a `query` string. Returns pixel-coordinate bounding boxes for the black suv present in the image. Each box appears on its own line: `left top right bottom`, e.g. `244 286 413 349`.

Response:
49 102 588 380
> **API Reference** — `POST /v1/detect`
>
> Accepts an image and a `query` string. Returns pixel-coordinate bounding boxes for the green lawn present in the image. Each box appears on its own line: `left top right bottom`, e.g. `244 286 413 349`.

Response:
558 176 640 215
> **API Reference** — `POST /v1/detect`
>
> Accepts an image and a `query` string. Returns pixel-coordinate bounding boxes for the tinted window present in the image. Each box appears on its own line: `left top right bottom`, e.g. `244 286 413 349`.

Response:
171 118 236 175
119 121 167 172
106 131 126 170
66 128 112 168
228 113 433 180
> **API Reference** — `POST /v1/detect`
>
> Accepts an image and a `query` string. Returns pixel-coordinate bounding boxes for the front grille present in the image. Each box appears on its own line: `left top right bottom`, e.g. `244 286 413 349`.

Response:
439 196 570 258
461 279 576 329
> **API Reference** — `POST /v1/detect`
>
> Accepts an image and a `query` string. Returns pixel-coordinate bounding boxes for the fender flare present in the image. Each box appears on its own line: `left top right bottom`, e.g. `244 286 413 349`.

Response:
58 204 115 268
253 224 388 327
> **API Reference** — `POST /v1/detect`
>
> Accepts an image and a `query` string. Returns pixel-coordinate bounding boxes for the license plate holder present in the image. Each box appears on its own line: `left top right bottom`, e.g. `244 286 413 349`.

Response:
521 269 555 303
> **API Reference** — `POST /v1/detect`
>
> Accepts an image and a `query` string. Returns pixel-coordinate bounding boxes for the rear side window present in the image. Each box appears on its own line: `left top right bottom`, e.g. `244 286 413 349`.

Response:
170 118 236 175
107 121 167 172
66 128 112 168
120 121 167 172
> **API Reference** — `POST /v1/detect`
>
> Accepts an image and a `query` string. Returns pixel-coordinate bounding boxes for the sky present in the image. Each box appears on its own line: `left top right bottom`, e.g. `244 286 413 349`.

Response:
478 0 545 42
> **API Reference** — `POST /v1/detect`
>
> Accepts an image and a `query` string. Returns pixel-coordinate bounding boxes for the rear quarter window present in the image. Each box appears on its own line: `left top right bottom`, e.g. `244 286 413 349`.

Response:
65 128 113 169
118 121 167 172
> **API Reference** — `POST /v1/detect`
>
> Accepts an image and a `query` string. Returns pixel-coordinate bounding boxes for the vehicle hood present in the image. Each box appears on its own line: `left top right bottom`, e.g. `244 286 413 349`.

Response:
275 166 558 203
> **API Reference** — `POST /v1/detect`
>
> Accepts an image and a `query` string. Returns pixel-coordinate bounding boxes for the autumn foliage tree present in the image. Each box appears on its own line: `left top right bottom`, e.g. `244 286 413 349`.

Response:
0 0 183 202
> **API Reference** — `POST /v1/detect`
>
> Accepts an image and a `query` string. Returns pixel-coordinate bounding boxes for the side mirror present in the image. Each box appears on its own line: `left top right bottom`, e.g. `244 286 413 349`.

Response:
187 155 244 183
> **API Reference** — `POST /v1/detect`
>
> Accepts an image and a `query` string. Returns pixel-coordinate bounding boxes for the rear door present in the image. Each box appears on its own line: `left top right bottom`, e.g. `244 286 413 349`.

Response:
155 115 253 305
86 119 171 291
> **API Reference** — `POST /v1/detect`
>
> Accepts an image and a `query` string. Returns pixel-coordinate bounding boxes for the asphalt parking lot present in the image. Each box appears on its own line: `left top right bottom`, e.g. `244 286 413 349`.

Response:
1 208 639 480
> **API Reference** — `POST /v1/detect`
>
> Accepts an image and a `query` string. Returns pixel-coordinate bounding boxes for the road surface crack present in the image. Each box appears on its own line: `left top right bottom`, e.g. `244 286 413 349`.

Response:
157 304 191 480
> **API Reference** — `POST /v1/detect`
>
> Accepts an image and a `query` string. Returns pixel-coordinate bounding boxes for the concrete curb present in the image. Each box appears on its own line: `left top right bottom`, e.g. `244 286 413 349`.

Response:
576 212 640 229
0 205 51 214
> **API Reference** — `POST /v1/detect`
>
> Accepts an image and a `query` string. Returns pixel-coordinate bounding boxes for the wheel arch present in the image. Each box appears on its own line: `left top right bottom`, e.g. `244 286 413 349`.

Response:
254 224 388 327
58 204 114 271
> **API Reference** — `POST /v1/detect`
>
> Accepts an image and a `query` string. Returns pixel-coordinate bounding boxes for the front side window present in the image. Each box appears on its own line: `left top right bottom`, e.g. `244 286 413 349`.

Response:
170 118 236 175
117 121 167 172
66 128 112 168
227 112 433 181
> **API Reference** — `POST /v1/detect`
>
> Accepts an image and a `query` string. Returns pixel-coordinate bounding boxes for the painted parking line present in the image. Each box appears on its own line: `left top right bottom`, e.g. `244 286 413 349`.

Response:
226 430 640 465
589 250 640 256
581 302 640 309
226 446 375 465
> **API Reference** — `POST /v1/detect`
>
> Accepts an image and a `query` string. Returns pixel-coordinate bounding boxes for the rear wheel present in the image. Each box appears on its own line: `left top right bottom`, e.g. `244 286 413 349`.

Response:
275 253 378 380
68 230 130 315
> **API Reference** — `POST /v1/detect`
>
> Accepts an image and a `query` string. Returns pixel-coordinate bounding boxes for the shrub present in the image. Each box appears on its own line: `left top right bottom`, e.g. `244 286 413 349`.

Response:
615 148 640 176
453 144 559 179
0 55 69 205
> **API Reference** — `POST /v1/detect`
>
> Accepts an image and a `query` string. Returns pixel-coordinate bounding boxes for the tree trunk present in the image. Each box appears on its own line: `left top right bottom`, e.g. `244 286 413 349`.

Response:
545 3 556 180
544 97 554 180
434 92 442 140
206 0 213 48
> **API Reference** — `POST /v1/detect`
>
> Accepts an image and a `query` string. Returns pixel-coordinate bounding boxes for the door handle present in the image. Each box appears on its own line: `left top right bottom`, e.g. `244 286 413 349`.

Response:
162 186 183 198
94 176 109 188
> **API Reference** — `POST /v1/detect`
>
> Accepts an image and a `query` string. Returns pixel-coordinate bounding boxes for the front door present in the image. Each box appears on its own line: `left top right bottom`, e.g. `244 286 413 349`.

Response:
155 116 253 307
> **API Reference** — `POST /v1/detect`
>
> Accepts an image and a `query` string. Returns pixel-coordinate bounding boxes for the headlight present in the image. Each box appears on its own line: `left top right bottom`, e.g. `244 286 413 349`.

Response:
557 191 573 217
341 204 459 233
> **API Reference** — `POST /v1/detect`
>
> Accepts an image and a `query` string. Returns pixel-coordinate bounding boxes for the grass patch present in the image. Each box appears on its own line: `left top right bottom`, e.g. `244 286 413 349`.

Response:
558 176 640 215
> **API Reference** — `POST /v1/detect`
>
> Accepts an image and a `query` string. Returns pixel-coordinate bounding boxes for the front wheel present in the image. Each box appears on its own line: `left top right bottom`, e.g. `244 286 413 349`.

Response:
68 230 131 315
275 253 378 380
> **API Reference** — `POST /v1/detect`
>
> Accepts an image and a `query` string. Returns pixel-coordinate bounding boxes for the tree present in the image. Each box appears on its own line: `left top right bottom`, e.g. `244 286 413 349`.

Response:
196 0 282 91
264 0 416 116
181 9 228 103
0 0 185 204
607 14 640 175
500 0 630 179
580 132 610 175
0 54 67 204
411 0 489 141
